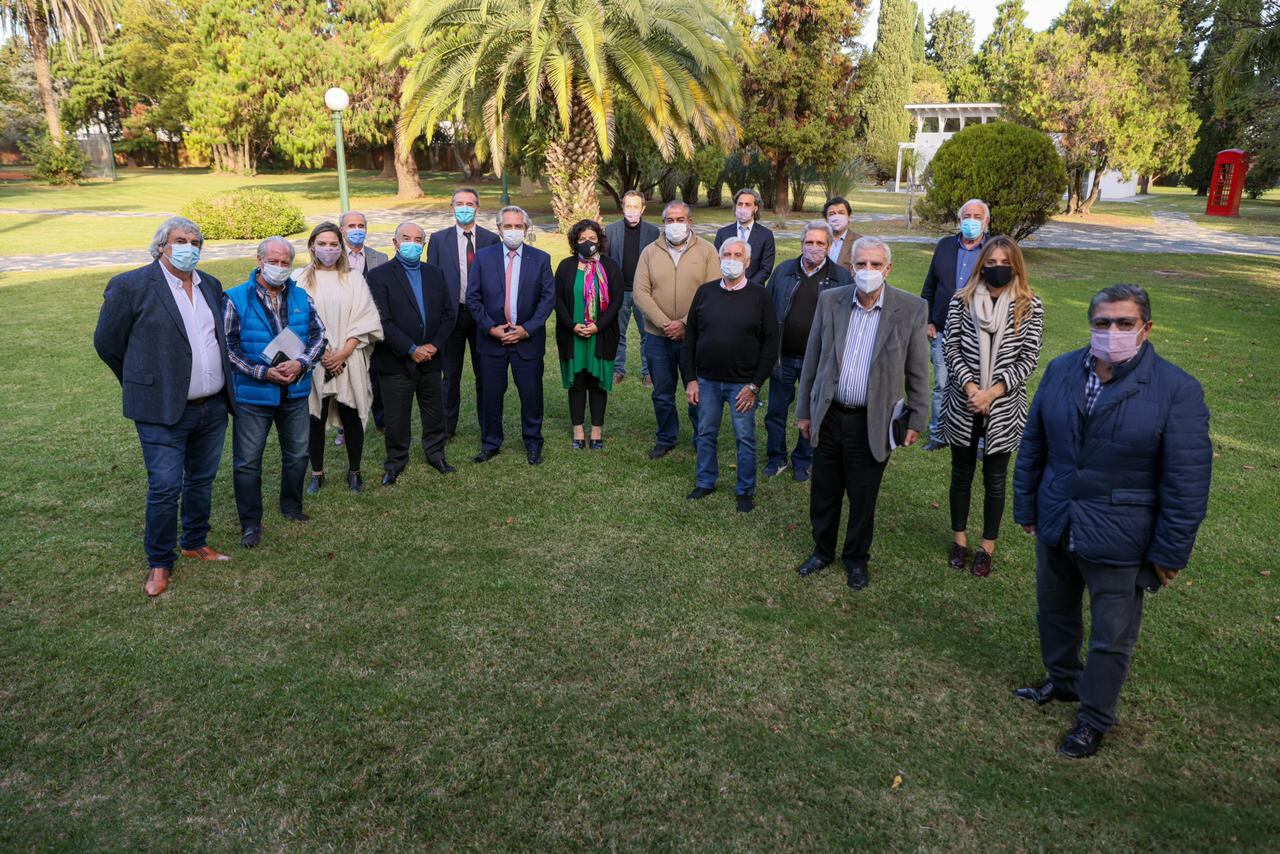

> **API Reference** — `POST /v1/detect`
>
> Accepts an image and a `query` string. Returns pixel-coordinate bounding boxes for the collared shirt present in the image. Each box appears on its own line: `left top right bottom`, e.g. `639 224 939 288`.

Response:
224 273 327 382
455 224 476 303
1084 352 1104 414
666 240 689 267
836 288 885 407
160 262 224 399
956 236 984 290
737 221 753 244
720 277 747 292
800 256 826 278
828 233 846 264
505 244 524 325
347 246 367 275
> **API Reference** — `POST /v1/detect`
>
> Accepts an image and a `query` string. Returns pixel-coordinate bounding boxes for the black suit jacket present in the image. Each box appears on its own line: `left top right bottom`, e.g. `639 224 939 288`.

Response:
94 260 235 425
553 256 625 363
367 260 457 375
920 234 986 332
714 221 777 288
426 224 499 305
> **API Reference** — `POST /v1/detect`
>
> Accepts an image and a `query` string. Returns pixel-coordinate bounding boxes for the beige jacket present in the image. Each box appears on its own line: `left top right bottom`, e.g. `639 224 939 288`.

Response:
631 234 721 336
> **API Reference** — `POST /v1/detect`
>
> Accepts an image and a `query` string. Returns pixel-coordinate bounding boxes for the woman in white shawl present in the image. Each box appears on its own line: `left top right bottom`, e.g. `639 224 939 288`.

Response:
296 222 384 493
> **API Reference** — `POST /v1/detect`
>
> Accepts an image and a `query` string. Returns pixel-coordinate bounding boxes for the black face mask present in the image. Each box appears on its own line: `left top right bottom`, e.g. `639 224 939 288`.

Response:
577 241 598 259
981 265 1014 288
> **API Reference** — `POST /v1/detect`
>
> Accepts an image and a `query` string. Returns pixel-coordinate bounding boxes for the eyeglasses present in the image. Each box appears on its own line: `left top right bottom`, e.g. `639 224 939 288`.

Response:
1091 317 1142 331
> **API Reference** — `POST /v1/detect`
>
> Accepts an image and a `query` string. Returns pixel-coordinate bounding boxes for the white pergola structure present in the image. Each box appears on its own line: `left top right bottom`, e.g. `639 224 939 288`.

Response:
894 103 1003 192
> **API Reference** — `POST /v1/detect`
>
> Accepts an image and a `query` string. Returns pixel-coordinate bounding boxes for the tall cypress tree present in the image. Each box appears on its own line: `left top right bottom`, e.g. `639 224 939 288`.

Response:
860 0 914 179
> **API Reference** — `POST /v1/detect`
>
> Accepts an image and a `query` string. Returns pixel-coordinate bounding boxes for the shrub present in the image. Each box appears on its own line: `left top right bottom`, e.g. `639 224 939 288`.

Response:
917 122 1068 240
20 135 90 185
181 189 306 240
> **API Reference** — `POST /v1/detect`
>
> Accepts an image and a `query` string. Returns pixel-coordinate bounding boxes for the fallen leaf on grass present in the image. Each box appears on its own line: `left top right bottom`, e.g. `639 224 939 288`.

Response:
891 774 903 790
506 516 514 525
931 502 940 510
1261 570 1271 577
1243 465 1257 472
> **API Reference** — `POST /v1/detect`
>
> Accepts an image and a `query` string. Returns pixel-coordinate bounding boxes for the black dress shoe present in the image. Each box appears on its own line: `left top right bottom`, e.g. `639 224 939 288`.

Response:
472 449 500 463
588 439 604 450
283 511 311 522
429 458 457 474
1057 721 1104 759
685 486 715 500
1013 680 1080 705
797 555 830 577
846 563 870 590
571 438 586 450
948 542 969 571
649 444 674 460
736 494 754 513
381 470 398 486
306 473 324 495
241 526 261 549
347 471 363 492
527 450 543 466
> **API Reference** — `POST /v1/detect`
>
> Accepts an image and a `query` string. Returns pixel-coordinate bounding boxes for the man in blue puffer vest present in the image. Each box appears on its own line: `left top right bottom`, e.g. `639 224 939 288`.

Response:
224 236 328 549
1013 284 1212 759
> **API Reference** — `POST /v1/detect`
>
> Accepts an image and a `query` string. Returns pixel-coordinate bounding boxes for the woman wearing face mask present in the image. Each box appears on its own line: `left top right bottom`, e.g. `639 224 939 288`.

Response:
554 220 623 449
296 222 384 493
938 236 1044 577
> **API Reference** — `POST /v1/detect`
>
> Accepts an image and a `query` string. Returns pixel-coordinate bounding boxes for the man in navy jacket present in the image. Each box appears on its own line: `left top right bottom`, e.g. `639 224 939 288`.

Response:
714 188 776 288
1013 284 1212 759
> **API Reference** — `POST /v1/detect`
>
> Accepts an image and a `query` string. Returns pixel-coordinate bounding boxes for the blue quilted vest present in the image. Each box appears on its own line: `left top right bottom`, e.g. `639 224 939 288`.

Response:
225 274 313 407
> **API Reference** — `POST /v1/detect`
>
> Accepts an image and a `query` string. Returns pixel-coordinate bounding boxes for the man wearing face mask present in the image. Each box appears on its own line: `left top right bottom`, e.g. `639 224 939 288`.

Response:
632 200 722 459
604 190 659 386
466 206 556 465
795 237 929 591
921 198 990 451
714 188 776 288
95 217 237 597
224 236 329 549
1013 284 1211 760
763 221 853 482
427 188 499 441
340 210 388 275
822 197 863 273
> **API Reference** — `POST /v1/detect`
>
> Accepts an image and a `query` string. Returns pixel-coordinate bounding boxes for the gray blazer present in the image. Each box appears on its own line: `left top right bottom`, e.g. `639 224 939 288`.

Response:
604 219 659 270
796 284 930 462
94 260 235 426
361 245 390 271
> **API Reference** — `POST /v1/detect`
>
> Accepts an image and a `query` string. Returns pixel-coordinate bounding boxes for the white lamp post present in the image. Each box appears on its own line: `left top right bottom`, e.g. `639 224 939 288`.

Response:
325 87 351 213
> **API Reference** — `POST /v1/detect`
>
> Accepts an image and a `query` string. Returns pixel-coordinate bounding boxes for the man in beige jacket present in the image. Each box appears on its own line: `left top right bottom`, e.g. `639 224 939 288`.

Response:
632 200 722 459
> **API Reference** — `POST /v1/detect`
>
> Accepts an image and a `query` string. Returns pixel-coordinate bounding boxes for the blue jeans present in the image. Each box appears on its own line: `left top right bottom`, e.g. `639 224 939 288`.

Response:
232 396 310 530
929 333 947 437
645 335 696 448
695 378 758 496
134 396 228 569
764 355 811 471
614 292 650 379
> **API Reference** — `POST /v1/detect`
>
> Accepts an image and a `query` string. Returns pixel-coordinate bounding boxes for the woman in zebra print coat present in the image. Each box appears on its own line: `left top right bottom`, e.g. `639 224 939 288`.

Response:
938 236 1044 578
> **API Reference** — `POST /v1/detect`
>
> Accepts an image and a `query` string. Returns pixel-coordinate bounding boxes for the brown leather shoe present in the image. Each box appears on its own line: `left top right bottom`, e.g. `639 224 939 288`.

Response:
144 567 171 597
181 545 231 561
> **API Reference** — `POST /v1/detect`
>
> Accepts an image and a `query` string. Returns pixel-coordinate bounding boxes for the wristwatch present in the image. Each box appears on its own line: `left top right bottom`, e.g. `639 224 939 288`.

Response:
746 383 759 394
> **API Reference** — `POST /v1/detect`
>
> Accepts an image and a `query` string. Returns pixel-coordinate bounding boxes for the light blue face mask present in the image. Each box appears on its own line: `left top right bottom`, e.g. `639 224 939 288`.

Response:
960 218 984 241
168 243 201 271
397 242 424 263
345 228 367 246
454 206 476 225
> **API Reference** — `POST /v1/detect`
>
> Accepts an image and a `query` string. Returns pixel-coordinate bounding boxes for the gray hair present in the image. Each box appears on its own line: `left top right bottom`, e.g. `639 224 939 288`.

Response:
733 188 762 209
957 198 990 221
622 190 646 206
1089 284 1152 323
256 236 296 262
451 187 480 205
149 216 203 259
802 220 834 245
338 210 366 228
719 236 752 262
394 220 425 241
496 205 531 228
851 235 892 265
662 200 691 220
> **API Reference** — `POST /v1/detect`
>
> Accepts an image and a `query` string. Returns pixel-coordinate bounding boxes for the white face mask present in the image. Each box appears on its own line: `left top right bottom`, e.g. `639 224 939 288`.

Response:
260 263 292 286
664 222 689 244
501 228 525 249
623 208 642 224
734 206 754 225
720 258 745 281
854 269 884 294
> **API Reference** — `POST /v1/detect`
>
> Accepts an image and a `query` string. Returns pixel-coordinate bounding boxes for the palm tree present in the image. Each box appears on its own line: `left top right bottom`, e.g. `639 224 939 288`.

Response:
378 0 743 229
1 0 116 139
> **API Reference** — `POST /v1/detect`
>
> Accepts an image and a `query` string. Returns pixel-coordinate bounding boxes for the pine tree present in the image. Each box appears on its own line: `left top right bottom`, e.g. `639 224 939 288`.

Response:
859 0 914 179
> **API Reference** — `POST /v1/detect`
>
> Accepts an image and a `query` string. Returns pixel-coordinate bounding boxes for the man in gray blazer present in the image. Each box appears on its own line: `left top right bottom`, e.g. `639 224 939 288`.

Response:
94 216 237 597
795 236 930 590
340 210 389 275
604 190 660 384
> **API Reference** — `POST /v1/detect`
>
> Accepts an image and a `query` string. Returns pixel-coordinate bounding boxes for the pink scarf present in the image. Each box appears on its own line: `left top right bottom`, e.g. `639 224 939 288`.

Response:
583 260 610 323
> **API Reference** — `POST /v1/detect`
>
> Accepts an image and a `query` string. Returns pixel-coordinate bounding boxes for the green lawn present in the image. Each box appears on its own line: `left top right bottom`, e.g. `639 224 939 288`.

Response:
1079 185 1280 238
1 242 1278 848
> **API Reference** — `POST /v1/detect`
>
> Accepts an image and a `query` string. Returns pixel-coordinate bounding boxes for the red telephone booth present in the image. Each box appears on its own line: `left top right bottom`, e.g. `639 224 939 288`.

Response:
1206 149 1249 217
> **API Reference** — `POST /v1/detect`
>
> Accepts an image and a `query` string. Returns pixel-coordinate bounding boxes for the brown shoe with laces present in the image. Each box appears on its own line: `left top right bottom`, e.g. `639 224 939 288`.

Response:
181 545 231 561
144 567 171 597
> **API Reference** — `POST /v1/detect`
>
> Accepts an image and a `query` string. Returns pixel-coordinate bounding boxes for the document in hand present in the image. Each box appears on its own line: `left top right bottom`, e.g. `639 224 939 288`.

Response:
888 398 910 450
262 327 305 366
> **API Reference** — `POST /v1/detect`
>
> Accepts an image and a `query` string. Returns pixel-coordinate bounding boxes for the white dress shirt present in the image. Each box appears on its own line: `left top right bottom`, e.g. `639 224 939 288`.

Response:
347 247 367 275
456 224 477 303
160 262 224 399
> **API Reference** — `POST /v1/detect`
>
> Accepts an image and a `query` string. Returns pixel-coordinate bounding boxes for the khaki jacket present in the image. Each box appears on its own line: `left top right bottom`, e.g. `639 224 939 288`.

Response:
632 234 721 336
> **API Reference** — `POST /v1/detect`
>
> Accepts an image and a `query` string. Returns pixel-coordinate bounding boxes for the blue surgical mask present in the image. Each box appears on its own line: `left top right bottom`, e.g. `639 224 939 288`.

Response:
397 242 423 263
454 206 476 225
960 218 984 241
167 243 200 271
345 228 366 246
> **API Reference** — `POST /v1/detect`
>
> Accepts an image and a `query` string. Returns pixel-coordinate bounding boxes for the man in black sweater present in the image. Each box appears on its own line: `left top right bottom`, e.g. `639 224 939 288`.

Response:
604 191 660 385
683 237 779 512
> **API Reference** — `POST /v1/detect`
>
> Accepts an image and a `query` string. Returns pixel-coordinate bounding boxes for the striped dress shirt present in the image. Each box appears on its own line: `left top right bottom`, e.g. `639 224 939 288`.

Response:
836 289 884 407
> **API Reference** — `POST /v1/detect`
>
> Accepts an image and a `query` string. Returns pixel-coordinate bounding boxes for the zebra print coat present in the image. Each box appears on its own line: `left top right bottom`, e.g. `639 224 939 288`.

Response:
937 293 1045 455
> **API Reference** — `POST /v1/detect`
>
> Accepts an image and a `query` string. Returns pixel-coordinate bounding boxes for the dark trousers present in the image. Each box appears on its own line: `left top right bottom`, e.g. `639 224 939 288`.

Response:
764 354 812 471
567 371 607 427
810 404 888 567
442 303 484 437
134 396 228 569
948 415 1012 541
380 367 447 474
232 396 309 530
478 349 544 454
1036 538 1146 732
370 371 385 431
308 398 364 473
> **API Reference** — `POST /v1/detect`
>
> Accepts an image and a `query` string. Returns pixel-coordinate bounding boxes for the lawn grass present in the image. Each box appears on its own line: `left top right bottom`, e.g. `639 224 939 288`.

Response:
1 242 1278 848
1073 185 1280 238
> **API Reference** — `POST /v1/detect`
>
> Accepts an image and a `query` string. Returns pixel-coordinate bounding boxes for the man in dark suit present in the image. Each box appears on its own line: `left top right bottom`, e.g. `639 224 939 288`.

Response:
604 190 660 385
920 198 989 450
795 236 930 591
466 205 556 466
94 216 236 597
714 188 776 288
1013 284 1212 759
426 187 499 440
367 221 457 483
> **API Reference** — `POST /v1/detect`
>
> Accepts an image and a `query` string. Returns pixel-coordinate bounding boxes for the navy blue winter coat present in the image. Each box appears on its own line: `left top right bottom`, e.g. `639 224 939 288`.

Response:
1013 343 1212 569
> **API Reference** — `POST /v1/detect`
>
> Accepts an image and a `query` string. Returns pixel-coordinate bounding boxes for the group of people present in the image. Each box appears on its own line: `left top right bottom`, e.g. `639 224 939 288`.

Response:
95 187 1212 761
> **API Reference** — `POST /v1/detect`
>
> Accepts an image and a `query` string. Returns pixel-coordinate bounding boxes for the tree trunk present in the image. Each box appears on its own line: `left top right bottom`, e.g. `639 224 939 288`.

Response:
394 124 423 199
772 154 790 215
680 173 700 206
24 7 63 139
377 143 396 179
1079 157 1107 216
1066 167 1083 215
543 98 601 230
706 179 723 207
1137 175 1150 195
598 178 623 211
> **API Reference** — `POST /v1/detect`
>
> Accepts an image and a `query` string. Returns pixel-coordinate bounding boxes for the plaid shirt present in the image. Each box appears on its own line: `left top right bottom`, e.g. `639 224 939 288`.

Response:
224 277 327 382
1084 352 1104 414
